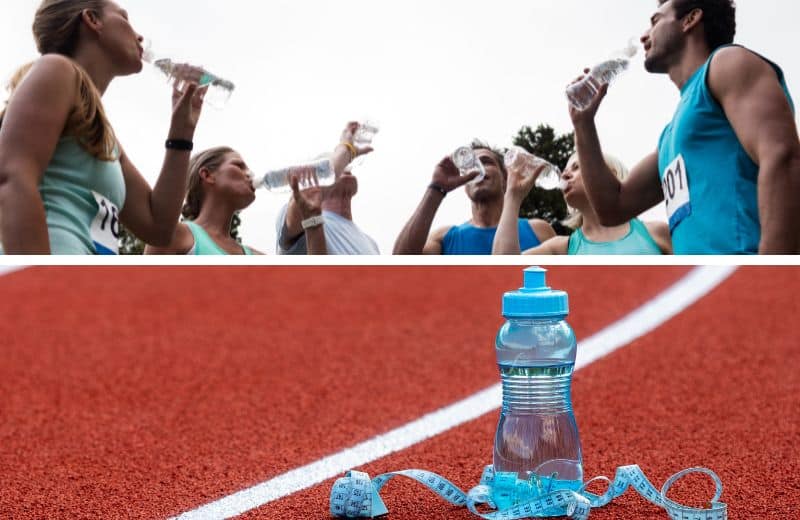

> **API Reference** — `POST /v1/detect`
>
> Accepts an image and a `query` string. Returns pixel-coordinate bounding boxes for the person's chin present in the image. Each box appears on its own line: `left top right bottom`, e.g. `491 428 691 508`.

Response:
564 192 583 208
122 60 144 76
469 187 497 203
238 192 256 209
643 56 665 74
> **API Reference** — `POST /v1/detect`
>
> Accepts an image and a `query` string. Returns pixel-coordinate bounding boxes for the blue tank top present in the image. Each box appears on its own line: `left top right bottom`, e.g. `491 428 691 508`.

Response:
442 219 540 255
657 45 794 254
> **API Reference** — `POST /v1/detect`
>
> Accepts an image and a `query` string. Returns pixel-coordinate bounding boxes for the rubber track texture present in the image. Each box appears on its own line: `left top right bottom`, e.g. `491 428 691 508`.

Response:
6 266 775 519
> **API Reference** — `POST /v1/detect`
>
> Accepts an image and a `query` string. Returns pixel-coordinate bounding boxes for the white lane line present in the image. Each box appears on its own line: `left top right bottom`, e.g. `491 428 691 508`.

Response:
575 265 737 370
0 266 24 276
173 266 737 520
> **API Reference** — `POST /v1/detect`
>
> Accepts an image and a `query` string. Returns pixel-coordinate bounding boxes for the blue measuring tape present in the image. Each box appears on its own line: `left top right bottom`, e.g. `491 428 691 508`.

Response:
330 464 726 519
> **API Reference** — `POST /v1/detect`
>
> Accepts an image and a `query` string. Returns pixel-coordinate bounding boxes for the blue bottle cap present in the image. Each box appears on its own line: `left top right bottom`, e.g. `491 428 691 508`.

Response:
502 267 569 318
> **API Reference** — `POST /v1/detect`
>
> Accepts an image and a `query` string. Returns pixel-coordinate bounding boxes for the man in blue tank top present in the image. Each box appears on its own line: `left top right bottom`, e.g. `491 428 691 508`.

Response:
393 142 555 255
567 0 800 254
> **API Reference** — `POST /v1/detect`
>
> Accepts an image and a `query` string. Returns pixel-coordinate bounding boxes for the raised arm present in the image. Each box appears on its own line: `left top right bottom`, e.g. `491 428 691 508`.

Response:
118 73 204 247
282 122 371 247
289 177 326 255
708 47 800 253
393 156 478 254
0 56 75 253
143 222 194 254
493 157 544 255
522 236 570 255
569 83 664 227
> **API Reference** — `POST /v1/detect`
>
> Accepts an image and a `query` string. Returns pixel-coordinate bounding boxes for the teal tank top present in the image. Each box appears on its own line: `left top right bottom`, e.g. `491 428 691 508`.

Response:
567 219 662 255
657 45 794 254
186 221 253 255
442 219 541 255
40 138 126 255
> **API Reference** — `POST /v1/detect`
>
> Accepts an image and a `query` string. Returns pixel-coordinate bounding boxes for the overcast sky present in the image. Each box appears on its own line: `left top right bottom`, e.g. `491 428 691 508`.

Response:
1 0 796 254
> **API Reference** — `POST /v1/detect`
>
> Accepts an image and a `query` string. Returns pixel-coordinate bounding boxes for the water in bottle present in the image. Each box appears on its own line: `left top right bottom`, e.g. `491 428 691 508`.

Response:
452 146 486 183
142 40 235 109
492 267 582 515
566 39 638 111
504 146 564 191
252 157 335 193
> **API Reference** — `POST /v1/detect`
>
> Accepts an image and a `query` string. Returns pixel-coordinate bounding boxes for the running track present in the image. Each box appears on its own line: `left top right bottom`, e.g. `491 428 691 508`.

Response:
0 267 797 518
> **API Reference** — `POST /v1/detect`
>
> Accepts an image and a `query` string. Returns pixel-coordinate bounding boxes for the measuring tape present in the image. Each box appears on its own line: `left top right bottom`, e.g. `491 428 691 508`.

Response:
330 464 726 519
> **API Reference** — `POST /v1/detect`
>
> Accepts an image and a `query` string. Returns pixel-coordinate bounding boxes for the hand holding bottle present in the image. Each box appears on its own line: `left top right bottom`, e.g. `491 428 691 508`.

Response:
144 39 235 110
567 70 610 125
504 147 563 192
566 39 638 123
430 154 480 195
341 122 374 158
342 121 377 173
169 64 205 138
503 149 551 201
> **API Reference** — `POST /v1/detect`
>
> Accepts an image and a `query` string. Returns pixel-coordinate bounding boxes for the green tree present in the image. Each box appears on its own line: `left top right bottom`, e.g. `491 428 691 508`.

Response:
512 124 575 236
117 214 242 255
119 225 145 255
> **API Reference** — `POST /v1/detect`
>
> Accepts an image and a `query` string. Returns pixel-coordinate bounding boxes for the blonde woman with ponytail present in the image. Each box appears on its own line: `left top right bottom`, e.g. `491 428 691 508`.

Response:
0 0 205 254
493 151 672 255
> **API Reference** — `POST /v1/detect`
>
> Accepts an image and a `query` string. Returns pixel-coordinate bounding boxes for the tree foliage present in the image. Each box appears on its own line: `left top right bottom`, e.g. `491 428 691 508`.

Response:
512 124 575 236
119 225 145 255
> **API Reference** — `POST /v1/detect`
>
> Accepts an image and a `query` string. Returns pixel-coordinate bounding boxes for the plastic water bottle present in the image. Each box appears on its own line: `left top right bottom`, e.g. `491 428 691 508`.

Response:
252 157 335 193
346 120 380 173
492 267 582 514
354 120 380 148
566 39 638 110
452 146 486 183
504 146 564 191
142 41 235 109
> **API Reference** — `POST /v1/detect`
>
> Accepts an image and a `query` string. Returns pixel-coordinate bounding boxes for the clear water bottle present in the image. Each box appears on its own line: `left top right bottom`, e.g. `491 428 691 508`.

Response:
504 146 564 191
452 146 486 183
252 157 335 193
492 267 582 514
142 40 235 109
354 120 380 148
566 39 638 110
346 120 380 173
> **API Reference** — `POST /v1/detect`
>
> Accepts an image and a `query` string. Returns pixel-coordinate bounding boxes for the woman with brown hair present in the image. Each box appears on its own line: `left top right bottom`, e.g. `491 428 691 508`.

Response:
144 122 371 255
0 0 205 254
143 147 327 255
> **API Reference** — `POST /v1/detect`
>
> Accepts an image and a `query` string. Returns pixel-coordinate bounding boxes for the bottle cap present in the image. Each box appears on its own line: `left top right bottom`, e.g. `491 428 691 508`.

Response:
502 267 568 318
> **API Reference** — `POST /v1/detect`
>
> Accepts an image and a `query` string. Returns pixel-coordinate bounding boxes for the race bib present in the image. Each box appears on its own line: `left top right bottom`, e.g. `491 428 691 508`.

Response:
662 154 691 231
90 191 120 255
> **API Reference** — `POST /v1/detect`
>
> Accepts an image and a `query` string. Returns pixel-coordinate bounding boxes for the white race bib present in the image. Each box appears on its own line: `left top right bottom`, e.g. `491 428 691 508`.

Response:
662 154 692 231
90 191 120 255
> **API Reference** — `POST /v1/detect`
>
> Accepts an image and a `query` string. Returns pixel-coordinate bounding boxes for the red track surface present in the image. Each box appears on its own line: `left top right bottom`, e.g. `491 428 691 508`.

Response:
1 267 798 519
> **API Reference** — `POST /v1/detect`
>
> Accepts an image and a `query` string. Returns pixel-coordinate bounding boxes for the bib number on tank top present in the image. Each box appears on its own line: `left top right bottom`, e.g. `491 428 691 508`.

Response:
90 191 120 255
662 154 692 231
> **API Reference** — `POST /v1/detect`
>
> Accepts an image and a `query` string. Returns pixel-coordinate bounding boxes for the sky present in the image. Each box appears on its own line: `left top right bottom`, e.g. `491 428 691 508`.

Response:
1 0 797 255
